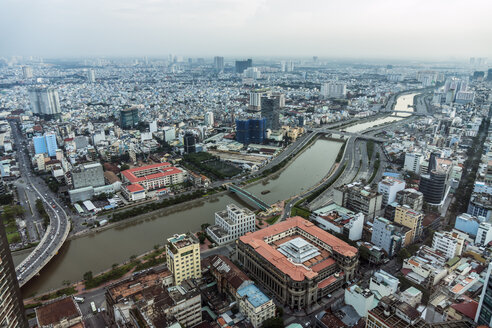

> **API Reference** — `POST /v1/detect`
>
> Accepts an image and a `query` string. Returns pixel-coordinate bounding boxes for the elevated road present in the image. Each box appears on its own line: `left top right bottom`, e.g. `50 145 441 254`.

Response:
10 122 71 287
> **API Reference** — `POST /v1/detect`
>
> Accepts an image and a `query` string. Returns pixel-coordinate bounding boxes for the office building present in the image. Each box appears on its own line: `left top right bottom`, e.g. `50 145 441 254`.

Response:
476 222 492 245
419 170 447 205
395 188 424 211
22 66 33 79
454 213 482 236
310 203 364 241
333 182 383 220
476 262 492 325
394 205 423 242
214 56 224 72
166 233 201 285
0 222 28 328
71 162 105 189
35 297 83 328
204 111 214 127
467 192 492 220
320 82 347 98
378 177 405 206
207 204 256 245
119 107 139 129
28 87 61 118
431 231 464 259
371 217 411 257
236 284 276 328
33 132 58 157
237 216 358 310
183 132 196 154
404 153 423 174
235 59 252 74
121 162 186 191
87 68 96 83
235 118 266 145
261 94 283 130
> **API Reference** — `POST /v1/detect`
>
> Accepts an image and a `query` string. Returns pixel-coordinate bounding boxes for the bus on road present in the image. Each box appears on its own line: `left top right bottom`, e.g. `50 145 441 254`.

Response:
90 301 97 314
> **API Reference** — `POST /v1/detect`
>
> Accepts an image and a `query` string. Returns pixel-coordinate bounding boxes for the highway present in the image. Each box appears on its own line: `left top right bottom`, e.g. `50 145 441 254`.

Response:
10 122 71 287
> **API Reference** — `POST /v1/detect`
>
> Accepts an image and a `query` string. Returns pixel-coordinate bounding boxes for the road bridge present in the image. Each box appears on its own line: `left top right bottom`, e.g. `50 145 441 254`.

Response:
225 184 271 211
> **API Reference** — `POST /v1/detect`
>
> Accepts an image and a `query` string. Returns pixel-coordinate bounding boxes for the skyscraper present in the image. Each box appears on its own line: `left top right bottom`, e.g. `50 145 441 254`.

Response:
0 222 28 328
28 87 61 118
476 262 492 325
235 59 252 74
204 112 214 127
33 132 58 157
184 132 196 154
235 118 266 144
86 68 96 83
320 82 347 99
487 68 492 82
261 94 283 130
120 107 139 129
22 66 33 79
213 56 224 72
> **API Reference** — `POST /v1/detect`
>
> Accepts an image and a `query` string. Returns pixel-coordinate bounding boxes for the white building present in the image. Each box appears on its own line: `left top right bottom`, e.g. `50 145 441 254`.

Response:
321 82 347 98
164 126 176 142
236 284 275 328
432 231 464 259
204 112 214 127
28 87 61 116
369 270 399 299
344 284 375 317
476 222 492 246
149 120 158 133
310 203 364 241
207 204 256 245
400 287 422 307
378 177 406 206
404 153 423 174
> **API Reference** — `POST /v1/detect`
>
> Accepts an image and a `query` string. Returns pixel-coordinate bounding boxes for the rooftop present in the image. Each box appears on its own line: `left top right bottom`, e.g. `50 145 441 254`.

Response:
35 297 80 326
237 284 270 308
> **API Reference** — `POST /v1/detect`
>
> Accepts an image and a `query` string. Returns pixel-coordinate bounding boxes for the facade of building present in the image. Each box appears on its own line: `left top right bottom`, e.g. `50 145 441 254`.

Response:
454 213 482 236
378 177 405 206
204 111 214 127
371 217 411 257
207 204 256 245
369 270 399 299
476 262 492 326
236 284 276 328
33 132 58 157
71 162 105 189
0 222 28 328
121 162 186 191
183 132 196 154
214 56 224 72
431 231 464 259
28 87 61 118
261 95 282 131
22 66 33 79
320 82 347 98
476 222 492 245
120 107 139 129
236 217 358 310
395 188 424 211
333 182 383 220
394 205 423 242
235 118 266 145
404 152 423 174
419 170 448 205
235 59 252 73
345 284 376 317
310 203 364 241
166 233 201 285
467 192 492 220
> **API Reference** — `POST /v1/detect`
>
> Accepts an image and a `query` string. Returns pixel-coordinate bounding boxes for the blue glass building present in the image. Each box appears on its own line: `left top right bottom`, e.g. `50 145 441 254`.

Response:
236 118 266 145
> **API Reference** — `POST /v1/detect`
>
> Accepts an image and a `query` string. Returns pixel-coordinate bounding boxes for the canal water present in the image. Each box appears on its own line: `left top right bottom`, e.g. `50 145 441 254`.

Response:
15 139 342 296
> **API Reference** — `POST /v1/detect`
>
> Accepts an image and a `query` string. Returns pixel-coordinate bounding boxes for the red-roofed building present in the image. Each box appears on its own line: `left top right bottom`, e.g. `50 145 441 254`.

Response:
237 216 358 311
121 163 186 191
35 296 84 328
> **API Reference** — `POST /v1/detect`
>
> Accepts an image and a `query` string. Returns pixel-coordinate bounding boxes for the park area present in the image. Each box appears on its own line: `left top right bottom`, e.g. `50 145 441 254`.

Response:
184 152 242 179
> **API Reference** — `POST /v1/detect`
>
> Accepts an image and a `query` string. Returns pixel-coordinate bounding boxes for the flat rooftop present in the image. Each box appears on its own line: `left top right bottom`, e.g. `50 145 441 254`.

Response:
237 284 270 308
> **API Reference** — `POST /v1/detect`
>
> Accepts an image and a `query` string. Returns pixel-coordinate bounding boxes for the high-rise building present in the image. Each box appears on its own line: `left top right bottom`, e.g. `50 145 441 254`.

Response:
22 66 33 79
28 87 61 118
487 68 492 82
214 56 224 72
183 132 196 154
235 118 266 145
86 68 96 83
71 162 105 189
166 233 201 285
235 59 252 74
119 107 139 129
204 111 214 127
404 153 423 174
476 263 492 325
0 221 28 328
33 132 58 157
207 204 256 245
320 82 347 98
419 170 447 205
395 188 424 211
261 94 283 130
333 182 383 220
394 205 423 242
378 177 405 206
431 231 464 259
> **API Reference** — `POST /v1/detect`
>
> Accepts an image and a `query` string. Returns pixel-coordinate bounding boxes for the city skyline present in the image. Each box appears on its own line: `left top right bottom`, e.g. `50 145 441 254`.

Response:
1 0 492 59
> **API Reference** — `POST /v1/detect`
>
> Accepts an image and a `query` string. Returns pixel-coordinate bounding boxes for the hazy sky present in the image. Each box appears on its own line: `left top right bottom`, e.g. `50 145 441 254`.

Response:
1 0 491 59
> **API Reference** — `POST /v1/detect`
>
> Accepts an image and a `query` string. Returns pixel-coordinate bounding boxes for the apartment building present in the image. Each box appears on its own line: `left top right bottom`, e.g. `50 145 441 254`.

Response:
333 182 383 220
236 284 276 328
378 177 405 206
394 205 423 242
166 233 201 285
431 231 464 259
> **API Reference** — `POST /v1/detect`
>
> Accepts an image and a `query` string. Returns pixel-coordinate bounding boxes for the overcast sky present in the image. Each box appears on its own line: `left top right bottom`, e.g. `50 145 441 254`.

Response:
1 0 491 60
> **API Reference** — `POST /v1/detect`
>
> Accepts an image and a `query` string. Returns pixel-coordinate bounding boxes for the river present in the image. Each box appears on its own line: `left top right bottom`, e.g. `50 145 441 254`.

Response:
345 93 417 133
14 138 342 296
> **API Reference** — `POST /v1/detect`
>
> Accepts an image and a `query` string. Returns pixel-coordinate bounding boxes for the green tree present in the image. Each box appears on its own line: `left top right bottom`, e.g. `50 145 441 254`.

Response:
261 317 284 328
397 248 411 262
83 271 93 281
